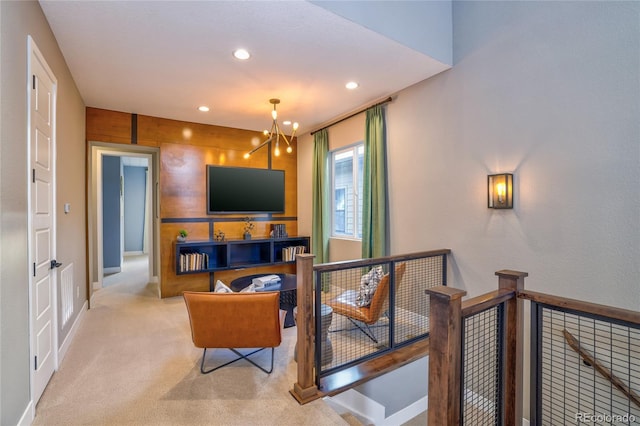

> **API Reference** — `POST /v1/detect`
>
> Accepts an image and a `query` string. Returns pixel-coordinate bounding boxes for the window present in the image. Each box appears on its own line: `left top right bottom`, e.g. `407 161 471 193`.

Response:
331 143 364 239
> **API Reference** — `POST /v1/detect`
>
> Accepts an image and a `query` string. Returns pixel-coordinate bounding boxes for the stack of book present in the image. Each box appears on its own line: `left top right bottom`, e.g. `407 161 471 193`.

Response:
252 274 281 290
179 252 209 272
282 246 306 262
271 224 288 238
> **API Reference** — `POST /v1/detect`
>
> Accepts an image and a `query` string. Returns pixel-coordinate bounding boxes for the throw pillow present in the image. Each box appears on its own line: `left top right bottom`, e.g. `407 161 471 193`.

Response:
355 266 384 307
240 283 256 293
214 280 233 293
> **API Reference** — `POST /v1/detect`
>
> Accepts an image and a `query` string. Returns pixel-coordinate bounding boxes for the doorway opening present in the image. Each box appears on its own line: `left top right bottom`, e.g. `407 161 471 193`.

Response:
88 142 160 304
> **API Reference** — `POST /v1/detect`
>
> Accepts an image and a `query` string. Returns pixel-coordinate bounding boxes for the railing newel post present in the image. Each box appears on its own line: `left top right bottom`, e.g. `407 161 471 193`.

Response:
496 270 528 426
290 253 318 403
426 286 467 426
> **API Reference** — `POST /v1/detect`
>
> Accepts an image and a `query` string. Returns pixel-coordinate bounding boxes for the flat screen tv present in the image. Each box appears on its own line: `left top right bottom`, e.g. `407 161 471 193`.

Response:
207 165 285 214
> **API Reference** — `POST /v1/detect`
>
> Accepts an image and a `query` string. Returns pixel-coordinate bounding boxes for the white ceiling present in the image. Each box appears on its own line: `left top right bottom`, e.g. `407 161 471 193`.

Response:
39 1 450 135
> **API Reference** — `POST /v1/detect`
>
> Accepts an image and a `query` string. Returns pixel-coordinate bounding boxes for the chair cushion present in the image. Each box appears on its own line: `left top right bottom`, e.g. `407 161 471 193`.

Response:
327 274 390 325
328 293 372 324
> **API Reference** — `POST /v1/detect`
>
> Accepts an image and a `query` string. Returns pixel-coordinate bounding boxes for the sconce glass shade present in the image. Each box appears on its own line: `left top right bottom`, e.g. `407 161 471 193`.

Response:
488 173 513 209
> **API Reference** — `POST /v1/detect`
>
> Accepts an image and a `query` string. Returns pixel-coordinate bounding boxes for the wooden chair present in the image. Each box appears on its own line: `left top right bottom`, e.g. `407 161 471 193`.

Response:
327 263 406 343
183 291 284 374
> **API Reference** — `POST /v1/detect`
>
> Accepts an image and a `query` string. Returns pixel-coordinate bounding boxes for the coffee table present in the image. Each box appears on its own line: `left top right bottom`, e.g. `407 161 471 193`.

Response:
230 273 297 328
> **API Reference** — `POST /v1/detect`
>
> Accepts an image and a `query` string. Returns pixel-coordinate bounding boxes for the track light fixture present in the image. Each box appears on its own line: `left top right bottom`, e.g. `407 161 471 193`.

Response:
244 99 299 159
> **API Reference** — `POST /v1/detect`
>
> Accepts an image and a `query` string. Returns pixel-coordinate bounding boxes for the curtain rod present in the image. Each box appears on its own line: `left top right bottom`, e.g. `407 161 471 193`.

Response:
309 96 393 136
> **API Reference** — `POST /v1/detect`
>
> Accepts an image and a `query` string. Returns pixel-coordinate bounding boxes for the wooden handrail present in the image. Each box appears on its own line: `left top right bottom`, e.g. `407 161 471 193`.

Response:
312 249 451 273
519 290 640 326
563 329 640 409
461 288 515 317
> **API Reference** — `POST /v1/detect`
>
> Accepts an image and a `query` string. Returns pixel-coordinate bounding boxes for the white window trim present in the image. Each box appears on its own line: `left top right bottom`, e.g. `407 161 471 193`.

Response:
330 142 364 240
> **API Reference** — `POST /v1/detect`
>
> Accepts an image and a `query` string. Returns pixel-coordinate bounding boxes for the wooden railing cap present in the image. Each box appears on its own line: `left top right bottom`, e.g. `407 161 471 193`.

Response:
426 286 466 300
495 270 529 278
296 253 315 260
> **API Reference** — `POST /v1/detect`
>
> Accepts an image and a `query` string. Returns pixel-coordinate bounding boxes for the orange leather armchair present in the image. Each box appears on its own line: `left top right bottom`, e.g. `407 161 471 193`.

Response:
183 291 284 374
327 262 406 343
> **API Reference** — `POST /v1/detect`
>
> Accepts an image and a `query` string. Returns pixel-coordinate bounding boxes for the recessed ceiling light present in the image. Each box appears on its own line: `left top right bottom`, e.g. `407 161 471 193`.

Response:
283 120 292 126
198 106 210 112
346 81 359 90
233 49 251 60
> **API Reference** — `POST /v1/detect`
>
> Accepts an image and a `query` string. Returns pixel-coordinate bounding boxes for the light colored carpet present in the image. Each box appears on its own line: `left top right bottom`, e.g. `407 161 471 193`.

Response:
33 255 346 425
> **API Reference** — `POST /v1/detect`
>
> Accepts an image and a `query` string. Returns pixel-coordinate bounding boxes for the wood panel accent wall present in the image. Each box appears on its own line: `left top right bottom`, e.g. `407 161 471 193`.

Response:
87 107 299 298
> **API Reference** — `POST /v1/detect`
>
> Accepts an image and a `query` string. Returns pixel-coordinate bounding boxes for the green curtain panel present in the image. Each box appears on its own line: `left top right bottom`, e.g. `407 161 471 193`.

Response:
362 105 388 259
312 129 329 264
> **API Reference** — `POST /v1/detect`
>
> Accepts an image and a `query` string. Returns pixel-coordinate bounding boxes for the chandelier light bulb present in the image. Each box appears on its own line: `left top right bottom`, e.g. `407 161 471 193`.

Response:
274 145 280 157
293 122 299 131
286 146 293 154
272 109 277 120
243 152 250 159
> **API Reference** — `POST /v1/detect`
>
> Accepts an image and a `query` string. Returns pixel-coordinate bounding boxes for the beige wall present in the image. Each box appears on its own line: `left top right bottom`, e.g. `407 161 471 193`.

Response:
298 2 639 419
0 1 85 423
299 0 639 307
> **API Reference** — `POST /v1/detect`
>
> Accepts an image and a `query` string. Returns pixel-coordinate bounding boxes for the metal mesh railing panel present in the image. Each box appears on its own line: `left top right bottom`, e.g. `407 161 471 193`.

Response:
318 260 391 373
316 253 447 378
462 304 503 425
537 306 640 425
393 256 444 346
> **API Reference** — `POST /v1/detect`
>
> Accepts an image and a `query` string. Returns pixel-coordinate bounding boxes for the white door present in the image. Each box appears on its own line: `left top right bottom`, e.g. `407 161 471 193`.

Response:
29 37 58 404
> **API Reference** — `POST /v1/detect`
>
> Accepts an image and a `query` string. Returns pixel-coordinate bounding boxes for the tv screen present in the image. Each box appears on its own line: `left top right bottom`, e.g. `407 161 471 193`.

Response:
207 165 285 214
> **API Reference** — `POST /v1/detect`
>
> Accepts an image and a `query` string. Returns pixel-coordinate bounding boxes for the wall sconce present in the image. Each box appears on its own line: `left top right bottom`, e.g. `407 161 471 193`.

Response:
488 173 513 209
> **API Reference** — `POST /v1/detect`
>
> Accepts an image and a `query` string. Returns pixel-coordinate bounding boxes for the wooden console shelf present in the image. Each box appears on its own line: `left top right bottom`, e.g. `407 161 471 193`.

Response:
175 236 310 275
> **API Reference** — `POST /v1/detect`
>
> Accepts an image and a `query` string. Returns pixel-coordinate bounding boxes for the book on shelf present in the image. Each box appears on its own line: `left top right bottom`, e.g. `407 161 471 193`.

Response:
282 245 306 262
179 251 209 272
270 223 288 239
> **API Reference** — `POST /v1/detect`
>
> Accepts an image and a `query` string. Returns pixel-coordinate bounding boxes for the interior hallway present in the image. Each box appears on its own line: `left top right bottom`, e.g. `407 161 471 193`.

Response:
33 256 346 425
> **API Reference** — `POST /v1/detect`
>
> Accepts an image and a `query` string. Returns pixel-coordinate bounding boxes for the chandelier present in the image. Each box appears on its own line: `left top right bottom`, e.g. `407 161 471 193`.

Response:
244 99 299 158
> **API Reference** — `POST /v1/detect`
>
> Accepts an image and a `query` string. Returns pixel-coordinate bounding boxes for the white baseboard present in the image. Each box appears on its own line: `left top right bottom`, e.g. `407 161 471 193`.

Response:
103 267 121 274
149 275 158 284
58 300 88 363
17 400 34 426
523 418 530 426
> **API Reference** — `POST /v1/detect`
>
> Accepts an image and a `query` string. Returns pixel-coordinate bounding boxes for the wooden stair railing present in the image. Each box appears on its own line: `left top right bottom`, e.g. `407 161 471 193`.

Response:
520 289 640 425
426 270 527 426
429 272 640 426
291 250 450 404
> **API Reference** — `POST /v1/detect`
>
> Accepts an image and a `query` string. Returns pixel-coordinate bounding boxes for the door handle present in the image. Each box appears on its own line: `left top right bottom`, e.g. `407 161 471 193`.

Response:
50 260 62 269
